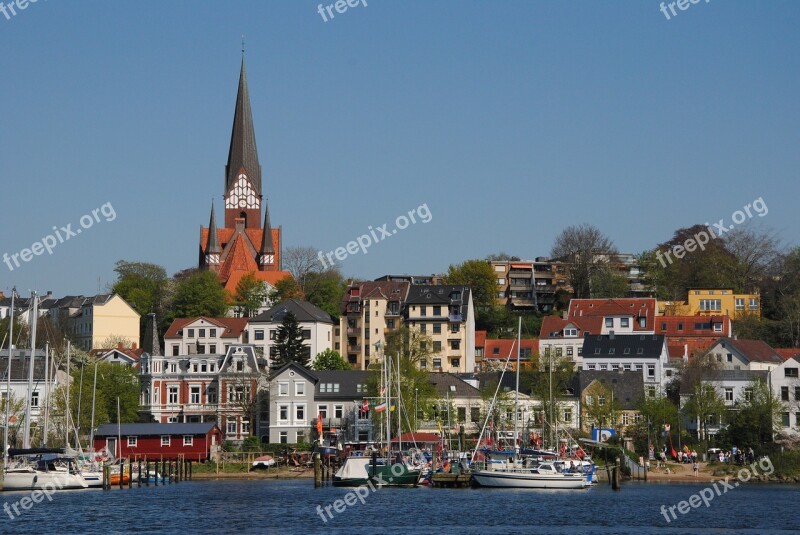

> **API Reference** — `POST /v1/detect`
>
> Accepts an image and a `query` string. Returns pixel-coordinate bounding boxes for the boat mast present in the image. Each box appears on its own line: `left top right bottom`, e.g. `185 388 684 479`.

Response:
22 291 38 449
396 351 401 454
43 343 50 447
89 359 98 447
3 288 15 464
66 340 71 449
514 316 520 454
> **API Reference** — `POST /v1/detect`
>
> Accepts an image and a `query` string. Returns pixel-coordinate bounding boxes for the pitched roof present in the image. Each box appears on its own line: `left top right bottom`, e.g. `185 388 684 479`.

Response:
655 315 730 337
89 347 144 363
712 337 783 364
428 372 482 398
225 57 261 196
0 352 49 381
539 315 602 339
774 348 800 361
483 338 538 360
475 330 487 348
679 369 769 395
341 281 410 313
251 299 333 325
578 370 645 410
581 333 666 359
163 317 249 339
567 298 656 331
94 422 219 437
314 370 371 399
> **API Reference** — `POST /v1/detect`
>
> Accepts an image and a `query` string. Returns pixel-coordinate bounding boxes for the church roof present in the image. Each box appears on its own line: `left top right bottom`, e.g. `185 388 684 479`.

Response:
226 57 261 196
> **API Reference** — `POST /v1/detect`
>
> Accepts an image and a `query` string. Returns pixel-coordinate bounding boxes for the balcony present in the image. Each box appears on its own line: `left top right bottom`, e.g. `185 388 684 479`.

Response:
385 309 401 317
448 314 463 322
346 327 360 335
348 344 362 353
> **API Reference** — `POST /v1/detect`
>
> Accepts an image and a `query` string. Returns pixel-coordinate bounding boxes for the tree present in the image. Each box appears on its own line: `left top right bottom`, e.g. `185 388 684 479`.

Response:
550 224 617 299
111 260 171 340
589 264 630 298
723 379 783 449
682 382 726 442
0 392 26 449
269 276 304 304
486 252 520 262
234 272 269 318
367 353 438 434
303 270 347 319
444 259 497 310
520 358 577 447
271 311 309 369
384 326 435 368
630 394 681 456
99 335 135 349
313 349 351 370
723 227 780 294
582 381 623 435
171 270 229 318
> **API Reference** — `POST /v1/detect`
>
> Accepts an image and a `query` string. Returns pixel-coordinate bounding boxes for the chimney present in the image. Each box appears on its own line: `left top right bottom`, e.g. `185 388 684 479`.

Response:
144 313 162 356
609 331 615 340
117 342 123 350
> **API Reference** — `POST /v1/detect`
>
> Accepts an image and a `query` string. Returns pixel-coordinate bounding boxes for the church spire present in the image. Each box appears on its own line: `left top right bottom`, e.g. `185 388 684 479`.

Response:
206 201 221 261
225 55 262 197
259 199 275 268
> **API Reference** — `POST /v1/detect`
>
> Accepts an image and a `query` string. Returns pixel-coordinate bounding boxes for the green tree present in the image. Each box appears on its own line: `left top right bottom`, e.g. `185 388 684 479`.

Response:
723 379 783 448
234 272 268 318
589 264 630 298
271 311 309 370
521 355 576 445
367 354 438 434
682 382 726 442
172 270 229 318
111 260 171 340
313 349 351 370
384 326 435 368
582 381 623 434
269 276 304 304
303 270 347 319
630 394 680 455
444 259 497 310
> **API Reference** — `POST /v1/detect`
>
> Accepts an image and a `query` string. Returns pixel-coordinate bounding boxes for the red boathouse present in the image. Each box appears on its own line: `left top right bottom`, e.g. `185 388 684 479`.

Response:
93 422 222 461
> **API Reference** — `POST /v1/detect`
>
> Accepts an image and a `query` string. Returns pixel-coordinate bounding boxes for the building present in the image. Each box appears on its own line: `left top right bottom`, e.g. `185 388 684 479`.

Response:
374 274 444 285
163 317 249 357
659 289 761 318
89 343 144 367
567 298 657 334
247 299 335 369
0 350 64 437
340 280 411 369
197 55 293 298
421 372 484 434
770 356 800 433
491 258 567 312
481 338 539 371
403 285 476 374
539 315 603 370
579 370 645 435
474 330 486 370
46 294 140 351
139 344 268 444
93 422 223 461
581 333 670 390
266 362 373 444
655 315 732 360
704 337 784 371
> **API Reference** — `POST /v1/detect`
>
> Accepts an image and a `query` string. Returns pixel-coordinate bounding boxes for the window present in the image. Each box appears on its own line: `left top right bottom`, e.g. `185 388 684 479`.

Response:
611 364 619 371
433 341 442 351
451 358 460 368
168 386 179 404
31 391 39 407
713 323 722 332
433 323 442 334
279 405 289 422
187 329 194 338
433 358 442 369
356 384 367 393
620 318 629 328
199 329 205 338
127 436 138 447
608 348 615 355
622 413 630 426
781 386 789 401
605 318 613 328
564 328 577 337
635 364 643 371
318 405 328 418
566 347 573 356
279 431 288 444
278 382 289 396
623 363 631 371
420 307 427 317
296 430 305 443
255 330 265 341
190 386 200 404
193 363 199 372
727 353 733 363
270 330 278 340
600 364 607 370
585 395 593 405
172 345 179 356
334 405 343 418
296 405 306 422
637 348 644 355
587 364 596 370
197 345 205 355
744 388 753 402
749 298 759 310
433 306 441 316
320 383 340 393
302 330 311 340
735 298 745 310
647 364 655 378
184 435 193 446
795 387 800 401
677 323 683 331
450 340 460 350
296 382 306 396
169 362 177 373
623 348 631 355
207 387 217 404
594 348 601 355
647 386 657 399
420 324 427 333
785 368 799 378
161 436 170 446
782 412 790 427
563 409 572 423
201 362 207 372
387 319 395 329
210 328 216 337
700 299 721 311
661 322 667 331
598 396 606 406
578 347 583 356
725 388 734 402
167 416 178 423
638 317 646 328
242 419 250 434
450 324 460 334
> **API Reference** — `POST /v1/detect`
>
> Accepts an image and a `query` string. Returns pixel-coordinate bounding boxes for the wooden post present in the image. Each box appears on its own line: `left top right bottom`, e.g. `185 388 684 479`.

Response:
119 463 124 489
314 452 322 488
145 459 150 487
128 458 133 488
612 457 621 490
102 465 110 490
154 459 158 486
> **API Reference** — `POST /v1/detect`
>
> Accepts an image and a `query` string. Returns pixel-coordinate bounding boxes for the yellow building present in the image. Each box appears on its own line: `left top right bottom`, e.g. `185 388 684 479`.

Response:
658 289 760 318
69 294 141 350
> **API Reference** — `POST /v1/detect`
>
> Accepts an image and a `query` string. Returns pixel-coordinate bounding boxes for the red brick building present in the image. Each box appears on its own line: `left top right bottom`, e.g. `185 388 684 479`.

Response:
93 422 222 461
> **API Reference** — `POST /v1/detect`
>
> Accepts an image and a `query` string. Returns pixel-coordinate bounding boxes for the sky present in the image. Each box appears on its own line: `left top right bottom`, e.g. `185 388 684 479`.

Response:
1 0 798 297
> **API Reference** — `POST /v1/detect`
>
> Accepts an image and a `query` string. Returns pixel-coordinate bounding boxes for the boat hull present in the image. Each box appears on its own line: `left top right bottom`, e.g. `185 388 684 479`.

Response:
367 464 421 486
2 470 88 491
471 469 586 489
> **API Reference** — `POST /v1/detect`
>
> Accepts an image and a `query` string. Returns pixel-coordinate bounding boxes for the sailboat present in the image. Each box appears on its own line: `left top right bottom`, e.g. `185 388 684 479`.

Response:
365 349 422 487
2 291 88 490
471 318 587 489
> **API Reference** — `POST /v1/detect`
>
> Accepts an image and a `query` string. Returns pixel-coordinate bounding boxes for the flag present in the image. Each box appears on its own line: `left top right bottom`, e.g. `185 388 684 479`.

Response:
374 402 387 413
380 386 386 395
316 414 323 434
359 400 369 413
390 404 396 412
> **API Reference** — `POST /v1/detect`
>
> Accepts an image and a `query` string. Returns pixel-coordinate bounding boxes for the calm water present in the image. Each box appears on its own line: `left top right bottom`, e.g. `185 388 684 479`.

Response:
1 479 799 534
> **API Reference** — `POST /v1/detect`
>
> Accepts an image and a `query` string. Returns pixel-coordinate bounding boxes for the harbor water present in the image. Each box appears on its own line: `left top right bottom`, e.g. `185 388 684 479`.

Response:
1 479 799 534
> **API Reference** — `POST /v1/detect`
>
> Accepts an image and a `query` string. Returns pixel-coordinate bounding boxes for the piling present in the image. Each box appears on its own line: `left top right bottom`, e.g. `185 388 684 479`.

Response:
314 452 322 488
103 465 110 490
612 457 621 490
145 459 150 487
128 458 134 488
137 459 142 487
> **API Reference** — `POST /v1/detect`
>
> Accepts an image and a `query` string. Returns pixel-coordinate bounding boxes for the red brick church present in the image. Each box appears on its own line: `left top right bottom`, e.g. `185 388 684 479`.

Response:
199 56 292 295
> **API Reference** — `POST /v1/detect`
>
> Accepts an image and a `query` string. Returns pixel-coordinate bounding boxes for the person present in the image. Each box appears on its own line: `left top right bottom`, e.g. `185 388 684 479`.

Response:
719 451 724 463
693 461 699 477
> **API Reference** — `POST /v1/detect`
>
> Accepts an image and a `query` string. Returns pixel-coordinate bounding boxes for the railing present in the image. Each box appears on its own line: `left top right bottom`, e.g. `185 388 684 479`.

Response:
448 314 463 322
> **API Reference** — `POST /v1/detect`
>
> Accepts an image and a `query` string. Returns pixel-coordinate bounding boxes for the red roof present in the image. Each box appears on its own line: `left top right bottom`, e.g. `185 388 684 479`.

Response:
164 317 249 339
475 330 487 348
539 315 602 339
714 337 783 364
484 338 538 360
656 315 730 337
223 270 293 295
774 348 800 361
567 298 656 331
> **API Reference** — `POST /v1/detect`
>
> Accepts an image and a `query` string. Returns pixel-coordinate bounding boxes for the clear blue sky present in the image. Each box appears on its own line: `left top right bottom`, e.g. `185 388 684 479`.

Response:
1 0 798 296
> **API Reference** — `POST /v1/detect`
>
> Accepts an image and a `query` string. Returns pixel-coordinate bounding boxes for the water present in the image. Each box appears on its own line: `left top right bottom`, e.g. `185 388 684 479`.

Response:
1 480 799 534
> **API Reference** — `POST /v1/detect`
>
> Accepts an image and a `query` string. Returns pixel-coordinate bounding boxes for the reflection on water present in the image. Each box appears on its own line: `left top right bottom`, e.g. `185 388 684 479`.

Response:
1 479 799 534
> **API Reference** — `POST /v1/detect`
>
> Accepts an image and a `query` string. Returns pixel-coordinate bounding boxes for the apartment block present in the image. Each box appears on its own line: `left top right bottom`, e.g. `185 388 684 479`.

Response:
659 289 761 318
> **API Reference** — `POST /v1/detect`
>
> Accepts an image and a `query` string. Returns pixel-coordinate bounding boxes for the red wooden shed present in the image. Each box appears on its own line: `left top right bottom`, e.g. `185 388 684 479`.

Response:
93 422 222 461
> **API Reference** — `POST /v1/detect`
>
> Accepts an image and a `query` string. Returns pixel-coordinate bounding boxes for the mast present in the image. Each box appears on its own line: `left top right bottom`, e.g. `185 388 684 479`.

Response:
89 360 98 447
43 343 50 447
116 397 121 459
396 352 401 454
514 316 520 453
3 288 15 464
22 291 38 449
65 341 71 448
75 359 83 449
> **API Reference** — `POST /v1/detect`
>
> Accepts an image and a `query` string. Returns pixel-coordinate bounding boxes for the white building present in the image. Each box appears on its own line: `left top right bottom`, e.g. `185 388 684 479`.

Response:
770 356 800 433
581 333 670 390
163 317 249 357
247 299 335 369
704 337 784 371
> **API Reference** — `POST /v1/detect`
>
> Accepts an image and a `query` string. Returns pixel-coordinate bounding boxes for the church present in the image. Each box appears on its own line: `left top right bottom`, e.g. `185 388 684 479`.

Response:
199 56 293 299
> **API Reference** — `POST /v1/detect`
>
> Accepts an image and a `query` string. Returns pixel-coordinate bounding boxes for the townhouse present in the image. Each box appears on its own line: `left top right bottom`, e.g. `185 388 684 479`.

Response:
579 370 645 437
163 316 249 356
704 337 784 371
581 333 670 394
771 356 800 433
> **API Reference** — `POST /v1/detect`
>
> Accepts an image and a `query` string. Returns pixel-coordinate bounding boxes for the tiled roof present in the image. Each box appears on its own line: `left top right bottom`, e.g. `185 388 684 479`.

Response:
774 348 800 361
163 317 249 339
567 298 657 331
251 299 334 324
713 337 783 364
428 372 482 398
475 330 487 348
539 315 602 339
314 370 370 399
656 315 730 337
483 339 538 360
582 333 666 359
0 351 49 381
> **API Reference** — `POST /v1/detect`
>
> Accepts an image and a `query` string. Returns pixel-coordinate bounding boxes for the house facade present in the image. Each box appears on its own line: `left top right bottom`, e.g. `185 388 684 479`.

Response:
770 356 800 433
581 333 670 391
705 337 784 371
93 422 223 461
163 317 248 357
0 350 64 437
579 370 645 435
659 289 761 318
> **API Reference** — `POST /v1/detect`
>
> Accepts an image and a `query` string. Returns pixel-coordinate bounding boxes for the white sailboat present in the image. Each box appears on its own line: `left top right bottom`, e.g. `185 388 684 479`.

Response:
471 318 587 489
